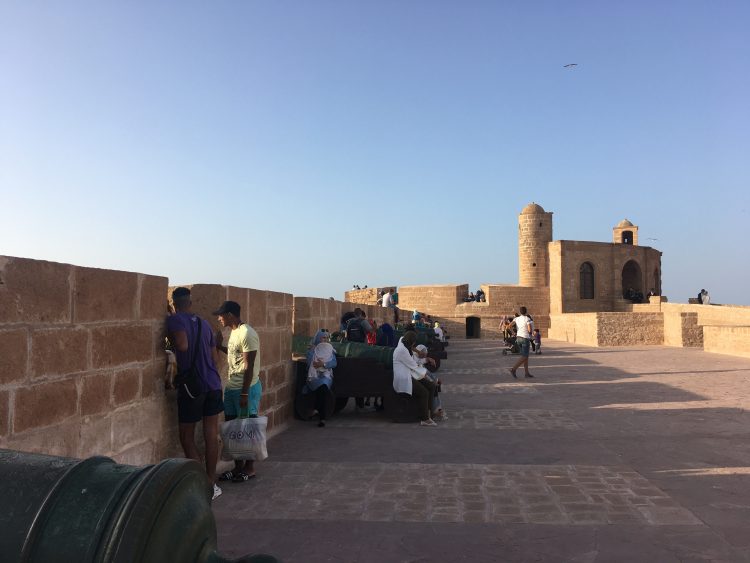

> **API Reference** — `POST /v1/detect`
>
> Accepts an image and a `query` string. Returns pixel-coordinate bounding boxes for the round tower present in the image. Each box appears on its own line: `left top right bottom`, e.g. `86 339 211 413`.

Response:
518 202 553 287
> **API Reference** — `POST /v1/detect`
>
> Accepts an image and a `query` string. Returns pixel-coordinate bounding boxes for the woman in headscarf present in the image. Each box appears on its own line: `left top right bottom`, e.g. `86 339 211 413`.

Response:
304 329 337 427
392 331 438 426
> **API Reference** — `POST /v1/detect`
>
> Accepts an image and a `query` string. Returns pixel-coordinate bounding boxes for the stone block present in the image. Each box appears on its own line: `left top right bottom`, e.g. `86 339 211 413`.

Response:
31 328 88 378
247 289 268 329
181 284 225 322
111 399 162 451
259 330 281 365
79 415 113 457
80 373 113 416
267 291 286 309
293 297 311 319
141 360 163 398
112 440 156 466
113 368 141 405
6 417 81 457
139 275 169 320
226 286 249 313
91 324 153 368
73 266 138 322
268 307 289 329
0 329 28 385
13 379 78 433
0 390 9 437
0 256 72 323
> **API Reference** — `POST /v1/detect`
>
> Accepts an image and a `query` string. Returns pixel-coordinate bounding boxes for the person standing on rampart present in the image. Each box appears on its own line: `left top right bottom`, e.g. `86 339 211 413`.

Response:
214 300 262 483
508 306 535 379
166 287 224 500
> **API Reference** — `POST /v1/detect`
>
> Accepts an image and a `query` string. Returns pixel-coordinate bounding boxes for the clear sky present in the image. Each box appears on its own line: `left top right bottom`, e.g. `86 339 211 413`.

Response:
1 1 748 304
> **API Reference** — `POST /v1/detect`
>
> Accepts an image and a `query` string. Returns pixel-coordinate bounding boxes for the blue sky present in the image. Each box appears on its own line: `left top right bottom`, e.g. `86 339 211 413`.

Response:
1 1 748 304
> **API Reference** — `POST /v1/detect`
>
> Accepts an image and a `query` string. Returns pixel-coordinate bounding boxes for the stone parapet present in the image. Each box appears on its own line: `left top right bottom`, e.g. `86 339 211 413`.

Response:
0 256 169 463
704 326 750 358
548 312 664 346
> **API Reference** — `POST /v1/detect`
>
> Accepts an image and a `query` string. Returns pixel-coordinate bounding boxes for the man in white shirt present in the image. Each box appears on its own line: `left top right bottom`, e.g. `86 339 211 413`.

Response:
509 306 535 379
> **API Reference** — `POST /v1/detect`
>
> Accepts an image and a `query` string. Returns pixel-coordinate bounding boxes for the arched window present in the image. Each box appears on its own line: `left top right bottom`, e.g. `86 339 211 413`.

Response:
580 262 595 299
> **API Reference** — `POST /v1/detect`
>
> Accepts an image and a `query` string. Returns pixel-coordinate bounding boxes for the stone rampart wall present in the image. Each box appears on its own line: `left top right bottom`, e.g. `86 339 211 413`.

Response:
703 326 750 358
596 313 664 346
0 256 170 465
396 283 550 339
548 312 664 346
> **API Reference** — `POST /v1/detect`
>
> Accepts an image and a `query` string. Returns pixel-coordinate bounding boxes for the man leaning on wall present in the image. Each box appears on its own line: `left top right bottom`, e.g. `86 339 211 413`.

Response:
166 287 225 501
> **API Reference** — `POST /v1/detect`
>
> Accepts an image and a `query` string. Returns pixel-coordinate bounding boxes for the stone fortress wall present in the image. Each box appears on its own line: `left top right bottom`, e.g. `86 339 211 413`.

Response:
0 255 406 466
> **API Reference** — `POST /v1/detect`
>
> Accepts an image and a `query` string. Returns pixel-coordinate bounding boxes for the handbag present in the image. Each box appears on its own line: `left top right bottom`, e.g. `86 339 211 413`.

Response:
174 316 203 399
221 416 269 461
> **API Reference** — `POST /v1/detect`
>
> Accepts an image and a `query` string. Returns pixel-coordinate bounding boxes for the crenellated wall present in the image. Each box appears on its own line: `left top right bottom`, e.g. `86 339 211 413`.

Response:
0 256 171 465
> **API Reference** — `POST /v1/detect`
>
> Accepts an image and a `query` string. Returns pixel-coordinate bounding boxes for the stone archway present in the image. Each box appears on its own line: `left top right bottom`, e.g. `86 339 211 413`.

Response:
621 260 643 297
466 317 481 339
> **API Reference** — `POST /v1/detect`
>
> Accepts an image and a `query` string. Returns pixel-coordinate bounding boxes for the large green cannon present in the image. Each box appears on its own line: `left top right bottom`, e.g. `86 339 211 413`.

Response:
0 449 278 563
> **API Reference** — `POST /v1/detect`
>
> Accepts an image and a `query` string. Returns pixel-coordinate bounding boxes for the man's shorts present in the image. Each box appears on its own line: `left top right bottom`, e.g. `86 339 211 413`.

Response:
516 337 531 358
177 388 224 424
224 380 262 418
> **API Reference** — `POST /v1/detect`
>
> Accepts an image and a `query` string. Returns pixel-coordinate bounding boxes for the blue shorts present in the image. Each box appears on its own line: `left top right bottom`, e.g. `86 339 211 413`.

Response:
224 380 262 418
516 337 531 357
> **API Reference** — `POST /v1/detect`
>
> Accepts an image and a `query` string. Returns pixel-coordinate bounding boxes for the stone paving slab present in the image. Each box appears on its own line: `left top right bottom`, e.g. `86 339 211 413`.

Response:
443 382 539 394
323 408 578 430
218 461 698 526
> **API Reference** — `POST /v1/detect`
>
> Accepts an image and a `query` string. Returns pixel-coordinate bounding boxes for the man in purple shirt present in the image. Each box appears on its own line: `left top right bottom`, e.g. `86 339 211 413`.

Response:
167 287 224 500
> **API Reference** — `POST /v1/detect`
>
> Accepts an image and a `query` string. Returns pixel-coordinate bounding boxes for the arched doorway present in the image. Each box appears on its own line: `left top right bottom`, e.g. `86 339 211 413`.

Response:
466 317 481 339
621 260 643 297
621 230 634 244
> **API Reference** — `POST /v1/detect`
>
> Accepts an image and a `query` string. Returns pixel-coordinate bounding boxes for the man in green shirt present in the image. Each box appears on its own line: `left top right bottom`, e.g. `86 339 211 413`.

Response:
214 300 262 482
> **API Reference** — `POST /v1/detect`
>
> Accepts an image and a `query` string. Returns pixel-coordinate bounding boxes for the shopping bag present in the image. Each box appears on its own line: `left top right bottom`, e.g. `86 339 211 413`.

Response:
220 416 268 461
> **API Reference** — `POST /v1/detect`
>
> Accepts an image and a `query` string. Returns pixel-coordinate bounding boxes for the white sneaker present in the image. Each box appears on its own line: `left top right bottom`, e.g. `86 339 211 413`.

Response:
212 484 222 500
420 419 437 427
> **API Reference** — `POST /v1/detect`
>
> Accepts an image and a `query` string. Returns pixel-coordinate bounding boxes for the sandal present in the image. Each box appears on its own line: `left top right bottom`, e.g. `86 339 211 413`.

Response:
218 471 234 482
232 471 256 482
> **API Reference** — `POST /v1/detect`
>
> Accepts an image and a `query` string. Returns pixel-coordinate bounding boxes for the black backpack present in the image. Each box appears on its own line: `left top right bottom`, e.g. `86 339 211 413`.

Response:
346 317 366 342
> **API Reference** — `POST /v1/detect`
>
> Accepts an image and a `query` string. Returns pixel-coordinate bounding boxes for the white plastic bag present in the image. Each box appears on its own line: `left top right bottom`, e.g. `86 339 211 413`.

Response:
220 416 268 461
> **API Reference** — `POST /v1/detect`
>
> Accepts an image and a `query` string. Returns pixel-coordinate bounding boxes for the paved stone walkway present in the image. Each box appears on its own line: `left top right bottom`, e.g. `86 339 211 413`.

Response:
214 339 750 562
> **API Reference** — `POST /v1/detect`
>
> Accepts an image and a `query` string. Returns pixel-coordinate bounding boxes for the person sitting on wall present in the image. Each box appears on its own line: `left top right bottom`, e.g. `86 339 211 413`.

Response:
475 289 485 302
463 292 475 303
700 289 711 305
393 332 438 426
304 329 337 428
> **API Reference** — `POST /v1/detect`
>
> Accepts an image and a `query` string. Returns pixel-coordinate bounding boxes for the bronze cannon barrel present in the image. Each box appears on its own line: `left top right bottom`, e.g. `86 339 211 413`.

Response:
0 449 279 563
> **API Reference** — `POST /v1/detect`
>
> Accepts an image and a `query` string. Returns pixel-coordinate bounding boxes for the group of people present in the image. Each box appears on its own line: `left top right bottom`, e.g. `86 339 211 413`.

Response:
462 288 486 303
166 287 263 502
393 331 446 426
697 289 711 305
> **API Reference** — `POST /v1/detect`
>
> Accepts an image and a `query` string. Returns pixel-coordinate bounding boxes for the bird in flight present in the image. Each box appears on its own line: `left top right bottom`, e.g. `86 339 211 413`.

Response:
563 63 578 68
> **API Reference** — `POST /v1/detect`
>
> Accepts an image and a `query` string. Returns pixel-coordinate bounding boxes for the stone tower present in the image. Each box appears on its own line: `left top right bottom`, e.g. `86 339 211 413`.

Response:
518 202 553 287
613 219 638 245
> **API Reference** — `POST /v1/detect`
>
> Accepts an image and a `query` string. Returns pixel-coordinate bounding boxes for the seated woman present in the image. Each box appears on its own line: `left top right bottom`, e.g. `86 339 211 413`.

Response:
414 344 446 420
393 332 438 426
304 329 337 427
